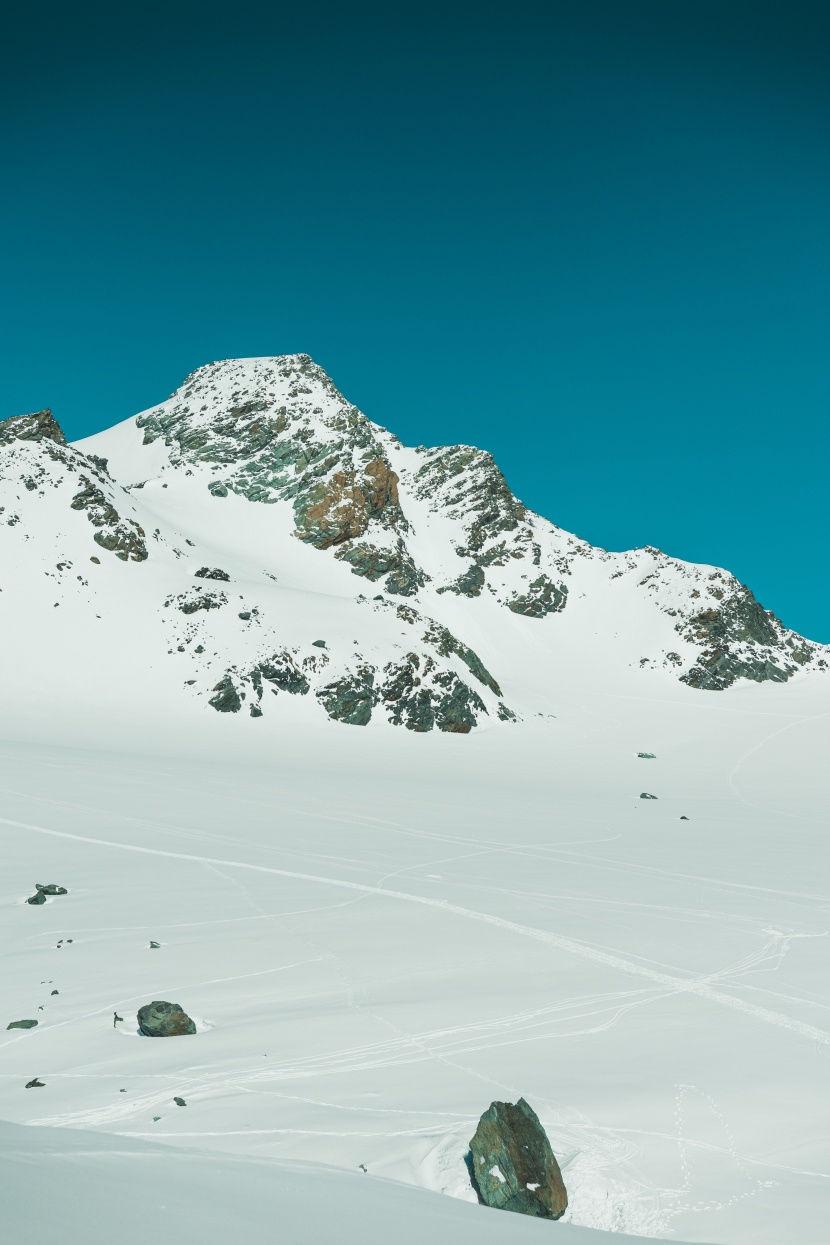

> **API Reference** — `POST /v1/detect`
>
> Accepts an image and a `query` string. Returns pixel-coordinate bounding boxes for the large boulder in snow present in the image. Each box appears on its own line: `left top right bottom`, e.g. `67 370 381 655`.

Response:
137 1001 196 1037
468 1098 567 1220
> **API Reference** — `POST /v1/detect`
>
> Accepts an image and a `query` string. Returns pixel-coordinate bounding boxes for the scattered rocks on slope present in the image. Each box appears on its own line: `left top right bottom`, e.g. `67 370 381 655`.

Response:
194 566 230 581
137 1001 197 1037
26 882 69 904
170 588 227 614
469 1098 568 1220
7 1020 38 1030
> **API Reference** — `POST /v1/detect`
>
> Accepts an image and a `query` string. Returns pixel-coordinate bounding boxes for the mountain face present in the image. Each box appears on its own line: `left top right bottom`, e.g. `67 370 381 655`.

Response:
1 355 826 732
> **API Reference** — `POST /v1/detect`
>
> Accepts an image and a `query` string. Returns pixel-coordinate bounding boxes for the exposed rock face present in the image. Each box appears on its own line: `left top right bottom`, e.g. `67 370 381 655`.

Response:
0 409 66 447
71 475 148 562
508 574 568 618
294 457 403 549
254 653 310 696
437 563 485 597
208 674 242 713
137 1001 196 1037
408 444 526 556
317 670 375 725
679 585 811 690
422 620 501 695
4 355 828 730
469 1098 568 1220
335 539 426 596
135 355 423 594
381 657 485 733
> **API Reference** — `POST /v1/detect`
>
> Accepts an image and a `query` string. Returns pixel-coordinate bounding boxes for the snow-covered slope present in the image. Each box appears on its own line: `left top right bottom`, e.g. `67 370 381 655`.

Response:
1 358 828 1245
0 1117 679 1245
1 354 825 737
2 701 828 1244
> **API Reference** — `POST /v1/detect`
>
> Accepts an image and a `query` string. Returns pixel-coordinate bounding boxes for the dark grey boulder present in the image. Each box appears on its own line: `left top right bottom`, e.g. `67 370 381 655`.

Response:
174 1096 187 1107
640 792 658 799
137 1001 196 1037
469 1098 568 1220
637 752 656 759
36 883 68 895
7 1019 38 1030
26 891 47 905
25 1078 45 1088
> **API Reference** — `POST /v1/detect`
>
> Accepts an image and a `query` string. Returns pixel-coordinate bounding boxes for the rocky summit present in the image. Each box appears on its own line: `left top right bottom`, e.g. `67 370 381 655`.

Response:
469 1098 568 1219
1 354 826 735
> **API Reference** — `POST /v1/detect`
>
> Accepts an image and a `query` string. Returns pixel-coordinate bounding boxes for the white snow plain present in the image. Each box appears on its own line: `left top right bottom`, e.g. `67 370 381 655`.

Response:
2 671 828 1244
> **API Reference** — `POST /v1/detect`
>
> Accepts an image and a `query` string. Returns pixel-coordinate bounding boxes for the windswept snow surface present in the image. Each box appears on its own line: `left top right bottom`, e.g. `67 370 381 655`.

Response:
0 1120 678 1245
1 676 828 1244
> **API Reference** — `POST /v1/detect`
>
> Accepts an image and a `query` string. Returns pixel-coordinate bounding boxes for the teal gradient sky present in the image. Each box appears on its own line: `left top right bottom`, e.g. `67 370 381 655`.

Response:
3 1 828 638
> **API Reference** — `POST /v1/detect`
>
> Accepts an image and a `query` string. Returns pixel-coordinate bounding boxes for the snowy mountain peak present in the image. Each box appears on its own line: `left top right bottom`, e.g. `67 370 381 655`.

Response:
1 359 827 737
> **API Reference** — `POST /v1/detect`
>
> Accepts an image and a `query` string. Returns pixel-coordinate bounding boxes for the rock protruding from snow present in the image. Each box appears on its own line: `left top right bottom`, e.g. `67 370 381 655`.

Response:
137 1001 196 1037
469 1098 568 1220
0 408 66 447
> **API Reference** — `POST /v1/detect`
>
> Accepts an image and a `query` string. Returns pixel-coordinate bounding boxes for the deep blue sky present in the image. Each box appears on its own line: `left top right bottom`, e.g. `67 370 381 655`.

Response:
3 1 828 639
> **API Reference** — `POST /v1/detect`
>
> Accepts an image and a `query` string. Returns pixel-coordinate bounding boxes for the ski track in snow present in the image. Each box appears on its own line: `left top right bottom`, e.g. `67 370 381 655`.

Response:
3 814 829 1048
